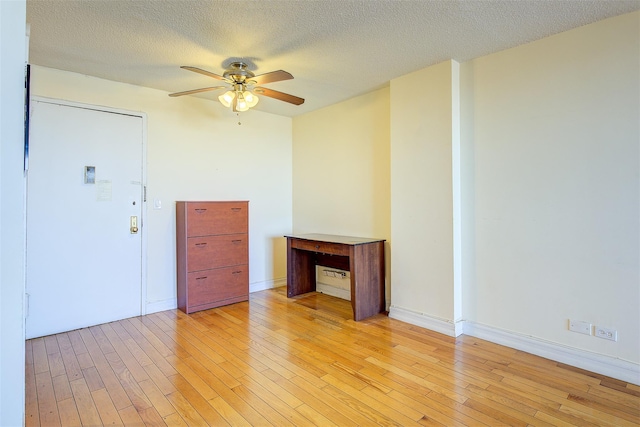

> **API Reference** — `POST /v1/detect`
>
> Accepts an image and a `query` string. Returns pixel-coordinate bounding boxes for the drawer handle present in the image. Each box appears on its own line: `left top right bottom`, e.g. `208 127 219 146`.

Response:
196 276 207 280
315 245 320 249
194 208 207 213
195 243 207 247
231 239 242 243
232 270 242 275
231 207 241 212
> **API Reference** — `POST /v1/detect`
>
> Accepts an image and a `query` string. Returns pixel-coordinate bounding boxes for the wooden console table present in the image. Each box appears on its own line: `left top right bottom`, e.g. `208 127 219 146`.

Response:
285 234 385 321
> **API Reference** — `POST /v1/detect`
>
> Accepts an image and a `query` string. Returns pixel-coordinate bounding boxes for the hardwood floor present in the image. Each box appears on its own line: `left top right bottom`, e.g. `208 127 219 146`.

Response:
26 287 640 426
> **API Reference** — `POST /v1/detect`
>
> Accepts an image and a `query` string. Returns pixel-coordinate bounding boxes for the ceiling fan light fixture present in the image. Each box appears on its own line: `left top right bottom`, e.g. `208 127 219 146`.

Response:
243 91 259 108
236 93 250 112
218 90 235 107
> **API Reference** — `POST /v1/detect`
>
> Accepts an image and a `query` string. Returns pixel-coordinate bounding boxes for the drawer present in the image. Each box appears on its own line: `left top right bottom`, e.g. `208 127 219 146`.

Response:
186 201 247 237
187 266 248 309
187 234 247 272
290 238 349 256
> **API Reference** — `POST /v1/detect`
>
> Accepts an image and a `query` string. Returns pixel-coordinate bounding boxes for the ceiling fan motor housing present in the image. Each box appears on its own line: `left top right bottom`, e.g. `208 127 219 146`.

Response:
224 62 256 84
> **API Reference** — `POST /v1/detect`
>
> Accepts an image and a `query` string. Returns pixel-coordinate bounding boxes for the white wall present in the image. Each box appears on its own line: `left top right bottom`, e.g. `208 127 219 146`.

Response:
30 66 293 312
0 1 27 425
292 88 391 303
463 11 639 368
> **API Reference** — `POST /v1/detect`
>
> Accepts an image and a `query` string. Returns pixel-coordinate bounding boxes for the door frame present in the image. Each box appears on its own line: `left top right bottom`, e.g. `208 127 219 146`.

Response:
27 96 148 318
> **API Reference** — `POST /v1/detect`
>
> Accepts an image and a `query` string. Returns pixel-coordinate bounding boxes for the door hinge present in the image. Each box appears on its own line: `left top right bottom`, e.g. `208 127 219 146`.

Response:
143 185 147 202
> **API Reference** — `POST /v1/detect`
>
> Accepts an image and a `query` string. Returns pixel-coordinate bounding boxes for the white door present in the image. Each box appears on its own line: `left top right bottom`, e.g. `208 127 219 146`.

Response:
26 99 144 339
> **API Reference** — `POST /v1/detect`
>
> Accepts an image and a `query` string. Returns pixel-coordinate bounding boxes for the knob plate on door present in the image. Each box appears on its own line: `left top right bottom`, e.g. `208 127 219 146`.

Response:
130 216 139 234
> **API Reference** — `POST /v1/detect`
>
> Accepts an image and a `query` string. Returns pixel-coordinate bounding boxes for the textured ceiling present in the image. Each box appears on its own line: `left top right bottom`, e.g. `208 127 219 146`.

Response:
27 0 639 117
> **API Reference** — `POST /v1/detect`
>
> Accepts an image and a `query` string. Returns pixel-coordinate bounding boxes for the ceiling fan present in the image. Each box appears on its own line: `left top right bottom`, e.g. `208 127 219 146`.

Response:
169 61 304 112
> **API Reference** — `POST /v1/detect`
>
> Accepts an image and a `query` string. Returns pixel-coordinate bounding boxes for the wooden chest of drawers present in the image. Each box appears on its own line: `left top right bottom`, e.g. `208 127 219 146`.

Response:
176 201 249 314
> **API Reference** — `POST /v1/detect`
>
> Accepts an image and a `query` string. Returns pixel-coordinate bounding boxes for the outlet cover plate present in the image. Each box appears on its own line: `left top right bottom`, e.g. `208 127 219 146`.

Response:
595 326 617 341
569 320 591 335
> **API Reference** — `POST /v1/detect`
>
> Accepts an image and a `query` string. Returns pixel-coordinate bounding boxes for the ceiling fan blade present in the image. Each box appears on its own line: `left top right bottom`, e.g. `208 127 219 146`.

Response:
254 87 304 105
181 66 229 81
251 70 293 85
169 86 227 97
168 86 227 97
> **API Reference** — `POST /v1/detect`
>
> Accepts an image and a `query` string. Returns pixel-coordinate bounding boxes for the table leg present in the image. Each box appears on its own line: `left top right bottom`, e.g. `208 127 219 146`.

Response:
350 241 385 321
286 241 316 297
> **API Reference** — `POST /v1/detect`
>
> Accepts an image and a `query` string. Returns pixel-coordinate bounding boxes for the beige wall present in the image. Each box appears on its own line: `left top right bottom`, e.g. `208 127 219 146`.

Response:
387 12 639 377
303 11 639 381
389 60 460 328
30 66 293 311
292 88 391 304
463 11 639 364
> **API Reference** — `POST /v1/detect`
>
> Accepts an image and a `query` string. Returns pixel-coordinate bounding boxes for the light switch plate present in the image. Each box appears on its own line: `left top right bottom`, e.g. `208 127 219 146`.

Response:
569 320 591 335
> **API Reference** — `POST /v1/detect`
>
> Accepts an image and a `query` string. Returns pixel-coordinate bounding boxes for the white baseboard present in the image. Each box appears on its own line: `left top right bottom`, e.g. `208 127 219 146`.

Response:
317 283 351 301
145 298 176 314
388 306 464 337
144 279 285 315
388 305 639 385
464 322 640 386
250 277 286 293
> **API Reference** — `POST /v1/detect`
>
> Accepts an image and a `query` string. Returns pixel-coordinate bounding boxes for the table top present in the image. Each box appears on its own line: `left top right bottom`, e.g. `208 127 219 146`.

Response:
285 233 385 245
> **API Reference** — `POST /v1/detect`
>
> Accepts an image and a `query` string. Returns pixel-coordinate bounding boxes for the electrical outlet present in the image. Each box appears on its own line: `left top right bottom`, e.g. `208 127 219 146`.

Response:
595 326 617 341
569 320 591 335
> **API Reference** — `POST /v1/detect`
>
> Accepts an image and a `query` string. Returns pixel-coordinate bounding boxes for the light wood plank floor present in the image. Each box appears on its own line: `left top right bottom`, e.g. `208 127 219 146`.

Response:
26 287 640 426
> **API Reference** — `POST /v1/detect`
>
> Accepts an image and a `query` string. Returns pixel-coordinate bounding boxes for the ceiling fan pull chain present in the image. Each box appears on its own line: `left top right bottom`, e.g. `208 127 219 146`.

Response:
237 113 242 126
